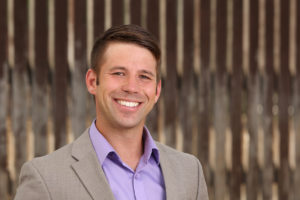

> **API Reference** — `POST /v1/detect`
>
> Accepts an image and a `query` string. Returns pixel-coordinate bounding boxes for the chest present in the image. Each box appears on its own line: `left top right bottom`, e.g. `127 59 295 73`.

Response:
102 158 166 200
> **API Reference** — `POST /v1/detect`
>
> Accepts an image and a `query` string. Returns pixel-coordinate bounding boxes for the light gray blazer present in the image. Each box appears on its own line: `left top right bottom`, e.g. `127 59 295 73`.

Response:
14 129 208 200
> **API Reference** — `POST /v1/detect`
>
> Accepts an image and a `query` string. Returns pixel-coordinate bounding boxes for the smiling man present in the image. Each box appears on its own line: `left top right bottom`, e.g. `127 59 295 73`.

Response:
15 25 208 200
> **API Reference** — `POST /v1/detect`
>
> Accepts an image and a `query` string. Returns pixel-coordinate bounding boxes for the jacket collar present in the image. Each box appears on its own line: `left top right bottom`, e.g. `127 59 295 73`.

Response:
71 129 115 200
156 143 180 200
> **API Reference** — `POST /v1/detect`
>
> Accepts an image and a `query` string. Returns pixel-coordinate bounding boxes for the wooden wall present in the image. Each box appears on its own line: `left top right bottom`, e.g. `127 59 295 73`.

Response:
0 0 299 199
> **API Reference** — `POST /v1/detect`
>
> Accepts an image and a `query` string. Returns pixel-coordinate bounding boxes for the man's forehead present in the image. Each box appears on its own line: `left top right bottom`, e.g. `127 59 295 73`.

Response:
103 41 155 57
101 42 157 65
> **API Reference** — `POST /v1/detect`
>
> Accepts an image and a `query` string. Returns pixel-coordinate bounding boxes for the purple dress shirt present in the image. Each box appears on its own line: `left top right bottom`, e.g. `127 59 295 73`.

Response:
89 121 166 200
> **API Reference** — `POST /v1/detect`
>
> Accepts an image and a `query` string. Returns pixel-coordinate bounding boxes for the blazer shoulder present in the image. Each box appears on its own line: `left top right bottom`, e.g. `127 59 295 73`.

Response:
31 142 74 170
156 142 199 162
15 161 52 200
15 143 74 200
155 141 204 174
156 142 208 199
30 128 91 170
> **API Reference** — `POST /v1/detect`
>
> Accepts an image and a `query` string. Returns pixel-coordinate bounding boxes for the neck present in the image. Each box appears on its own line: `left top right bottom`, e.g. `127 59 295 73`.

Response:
95 119 144 171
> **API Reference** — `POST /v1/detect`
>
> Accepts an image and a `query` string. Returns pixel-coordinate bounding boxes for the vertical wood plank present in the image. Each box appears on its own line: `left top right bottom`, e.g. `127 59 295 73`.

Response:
0 68 9 199
278 0 291 199
0 0 7 78
130 0 141 25
163 0 178 148
142 3 159 140
146 0 159 38
230 0 243 199
93 0 105 37
13 0 29 176
90 0 105 121
54 0 68 148
214 0 228 199
33 0 49 157
262 0 275 199
145 0 160 140
72 0 87 138
111 0 124 26
198 0 211 192
180 0 195 154
0 0 9 198
246 0 260 199
295 0 300 198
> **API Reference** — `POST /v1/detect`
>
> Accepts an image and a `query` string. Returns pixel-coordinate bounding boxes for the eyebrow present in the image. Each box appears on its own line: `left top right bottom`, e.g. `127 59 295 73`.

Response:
140 70 155 77
109 66 126 71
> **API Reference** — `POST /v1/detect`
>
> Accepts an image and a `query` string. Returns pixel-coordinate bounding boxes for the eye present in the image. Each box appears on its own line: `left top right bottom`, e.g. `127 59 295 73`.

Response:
112 72 125 76
139 75 151 80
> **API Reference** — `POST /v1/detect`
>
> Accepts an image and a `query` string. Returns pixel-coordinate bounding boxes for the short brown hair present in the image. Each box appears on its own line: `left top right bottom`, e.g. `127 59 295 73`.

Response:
90 24 161 82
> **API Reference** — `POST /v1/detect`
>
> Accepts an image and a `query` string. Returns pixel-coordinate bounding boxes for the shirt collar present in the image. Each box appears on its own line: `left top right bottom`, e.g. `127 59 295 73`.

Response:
89 120 160 166
142 126 160 165
89 121 116 165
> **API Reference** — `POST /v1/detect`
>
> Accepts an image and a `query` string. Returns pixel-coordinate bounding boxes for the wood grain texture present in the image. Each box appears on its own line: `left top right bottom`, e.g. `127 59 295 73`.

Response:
54 0 68 148
33 0 49 157
12 0 29 177
130 0 141 25
163 0 178 148
246 0 260 199
295 0 300 199
72 0 88 139
93 0 105 38
0 0 8 168
230 0 243 199
145 0 160 140
111 0 124 26
146 0 159 38
198 0 211 192
180 0 195 154
90 0 105 122
278 0 291 199
0 31 9 199
214 0 228 199
262 1 275 199
0 69 8 199
0 0 7 78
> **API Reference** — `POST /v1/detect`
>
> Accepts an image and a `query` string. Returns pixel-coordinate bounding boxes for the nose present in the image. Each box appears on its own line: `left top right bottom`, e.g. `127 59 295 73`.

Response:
122 76 140 93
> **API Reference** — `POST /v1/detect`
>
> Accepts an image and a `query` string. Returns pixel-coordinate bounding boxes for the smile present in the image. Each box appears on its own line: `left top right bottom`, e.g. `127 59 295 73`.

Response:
117 100 140 108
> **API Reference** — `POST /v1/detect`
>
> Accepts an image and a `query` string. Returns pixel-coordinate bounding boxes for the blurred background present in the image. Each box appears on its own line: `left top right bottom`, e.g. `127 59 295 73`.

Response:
0 0 299 199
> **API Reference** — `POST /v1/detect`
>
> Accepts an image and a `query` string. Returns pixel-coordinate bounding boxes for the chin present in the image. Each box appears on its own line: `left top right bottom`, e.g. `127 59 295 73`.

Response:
115 119 144 129
118 123 141 129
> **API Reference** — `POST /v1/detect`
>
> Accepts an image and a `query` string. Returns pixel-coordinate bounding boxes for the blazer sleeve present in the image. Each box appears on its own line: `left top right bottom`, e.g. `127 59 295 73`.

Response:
195 157 209 200
14 161 51 200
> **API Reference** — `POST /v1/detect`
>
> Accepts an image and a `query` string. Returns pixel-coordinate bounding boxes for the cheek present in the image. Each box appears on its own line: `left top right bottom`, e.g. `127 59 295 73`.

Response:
144 85 158 99
102 75 122 88
97 80 120 99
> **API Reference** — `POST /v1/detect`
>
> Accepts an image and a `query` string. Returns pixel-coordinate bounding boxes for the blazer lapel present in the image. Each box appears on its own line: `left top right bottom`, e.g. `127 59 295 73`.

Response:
71 130 115 200
158 145 180 200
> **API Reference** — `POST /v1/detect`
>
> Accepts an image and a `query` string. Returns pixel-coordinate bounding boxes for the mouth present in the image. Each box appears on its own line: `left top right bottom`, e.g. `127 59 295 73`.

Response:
116 99 141 108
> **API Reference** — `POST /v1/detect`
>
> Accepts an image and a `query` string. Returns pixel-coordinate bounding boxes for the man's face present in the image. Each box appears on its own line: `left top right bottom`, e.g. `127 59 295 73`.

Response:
86 42 161 130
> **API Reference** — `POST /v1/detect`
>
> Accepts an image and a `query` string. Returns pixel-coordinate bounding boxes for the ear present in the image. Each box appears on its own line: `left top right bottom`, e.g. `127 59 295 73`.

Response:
154 80 162 103
86 69 98 95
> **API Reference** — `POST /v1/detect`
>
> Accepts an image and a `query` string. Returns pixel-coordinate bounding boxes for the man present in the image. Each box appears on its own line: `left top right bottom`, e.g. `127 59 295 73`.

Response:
15 24 208 200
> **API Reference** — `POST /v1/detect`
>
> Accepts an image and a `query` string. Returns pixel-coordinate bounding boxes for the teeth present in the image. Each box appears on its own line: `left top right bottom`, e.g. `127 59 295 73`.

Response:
117 100 139 107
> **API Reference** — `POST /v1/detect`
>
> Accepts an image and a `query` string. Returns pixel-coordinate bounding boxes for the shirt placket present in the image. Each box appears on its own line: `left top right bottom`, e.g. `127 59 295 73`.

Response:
132 171 147 200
